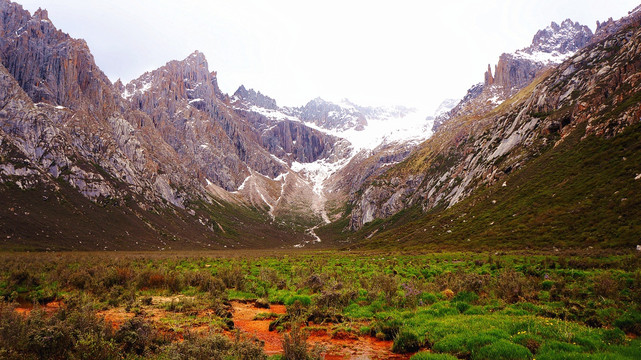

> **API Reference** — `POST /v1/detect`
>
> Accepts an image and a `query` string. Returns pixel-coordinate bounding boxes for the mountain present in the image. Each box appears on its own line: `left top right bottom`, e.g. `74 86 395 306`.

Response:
336 9 641 249
433 19 593 133
0 1 326 250
0 0 436 250
1 0 640 251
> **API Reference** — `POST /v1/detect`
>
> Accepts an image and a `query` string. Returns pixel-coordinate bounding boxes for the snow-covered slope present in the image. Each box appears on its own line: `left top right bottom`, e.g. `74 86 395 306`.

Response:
231 91 439 242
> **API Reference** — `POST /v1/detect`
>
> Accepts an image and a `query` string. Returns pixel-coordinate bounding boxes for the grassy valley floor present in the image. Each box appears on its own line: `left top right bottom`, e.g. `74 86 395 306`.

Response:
0 250 640 359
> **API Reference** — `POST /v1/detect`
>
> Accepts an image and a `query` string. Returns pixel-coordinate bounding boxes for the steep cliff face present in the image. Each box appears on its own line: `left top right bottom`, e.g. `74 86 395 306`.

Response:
0 3 118 118
121 51 285 191
348 14 641 231
230 89 343 165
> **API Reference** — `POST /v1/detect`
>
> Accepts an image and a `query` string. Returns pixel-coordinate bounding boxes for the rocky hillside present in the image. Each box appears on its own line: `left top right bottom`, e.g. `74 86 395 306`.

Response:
341 10 641 250
0 0 330 250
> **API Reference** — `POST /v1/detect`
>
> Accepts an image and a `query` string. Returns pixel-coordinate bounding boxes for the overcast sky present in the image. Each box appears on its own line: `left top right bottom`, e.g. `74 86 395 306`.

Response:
17 1 639 112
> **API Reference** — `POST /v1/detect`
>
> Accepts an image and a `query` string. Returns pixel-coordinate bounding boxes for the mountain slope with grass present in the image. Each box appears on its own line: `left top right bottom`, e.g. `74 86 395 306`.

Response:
335 10 641 249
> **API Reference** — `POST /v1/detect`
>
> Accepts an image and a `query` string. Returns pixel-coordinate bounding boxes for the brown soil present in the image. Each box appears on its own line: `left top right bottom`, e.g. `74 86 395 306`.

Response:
230 301 412 359
14 300 63 316
231 301 287 354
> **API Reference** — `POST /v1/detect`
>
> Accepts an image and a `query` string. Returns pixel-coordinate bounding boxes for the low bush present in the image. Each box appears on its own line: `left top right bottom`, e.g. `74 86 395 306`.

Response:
282 325 322 360
410 352 458 360
392 330 421 353
475 339 532 360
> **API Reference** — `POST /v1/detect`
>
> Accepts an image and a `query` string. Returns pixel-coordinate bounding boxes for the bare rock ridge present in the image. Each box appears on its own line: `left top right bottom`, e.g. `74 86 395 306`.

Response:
0 3 117 118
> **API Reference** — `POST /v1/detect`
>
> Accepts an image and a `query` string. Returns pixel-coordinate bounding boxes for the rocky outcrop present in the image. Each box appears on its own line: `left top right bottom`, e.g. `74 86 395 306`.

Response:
233 85 278 110
0 3 118 118
260 120 339 163
489 20 592 90
349 16 641 230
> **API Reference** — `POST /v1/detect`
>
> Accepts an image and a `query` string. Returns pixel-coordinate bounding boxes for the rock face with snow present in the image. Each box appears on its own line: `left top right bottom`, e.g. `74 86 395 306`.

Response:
491 20 593 90
294 98 368 131
434 19 593 133
348 12 641 230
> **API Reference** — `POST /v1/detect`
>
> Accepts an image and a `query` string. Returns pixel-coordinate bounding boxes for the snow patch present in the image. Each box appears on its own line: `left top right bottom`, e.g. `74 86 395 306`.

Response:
513 50 574 65
121 81 152 99
247 105 301 122
234 174 252 192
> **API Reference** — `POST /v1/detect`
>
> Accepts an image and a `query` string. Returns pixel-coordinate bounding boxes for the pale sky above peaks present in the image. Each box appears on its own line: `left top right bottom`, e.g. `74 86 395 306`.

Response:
18 0 640 112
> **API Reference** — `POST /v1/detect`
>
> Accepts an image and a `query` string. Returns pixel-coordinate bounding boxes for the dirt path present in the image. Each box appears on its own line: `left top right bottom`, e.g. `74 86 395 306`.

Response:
231 301 412 360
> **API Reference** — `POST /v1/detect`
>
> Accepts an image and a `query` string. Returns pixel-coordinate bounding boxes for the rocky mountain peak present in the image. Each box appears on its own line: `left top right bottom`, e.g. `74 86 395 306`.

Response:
32 7 47 20
442 20 593 133
122 51 218 110
0 1 116 116
233 85 278 110
524 19 593 57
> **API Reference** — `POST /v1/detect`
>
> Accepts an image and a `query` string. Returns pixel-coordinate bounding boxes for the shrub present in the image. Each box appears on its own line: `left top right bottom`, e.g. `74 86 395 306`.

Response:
592 273 620 298
219 266 246 290
614 311 641 335
371 318 402 341
285 295 312 307
452 291 479 304
306 274 324 293
392 330 421 354
541 280 554 290
372 274 398 302
496 270 526 303
72 332 119 360
282 325 322 360
160 332 266 360
113 317 160 355
475 339 532 360
410 352 458 360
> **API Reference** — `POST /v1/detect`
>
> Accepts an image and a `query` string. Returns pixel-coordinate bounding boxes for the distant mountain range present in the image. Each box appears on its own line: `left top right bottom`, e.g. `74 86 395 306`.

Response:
1 0 640 250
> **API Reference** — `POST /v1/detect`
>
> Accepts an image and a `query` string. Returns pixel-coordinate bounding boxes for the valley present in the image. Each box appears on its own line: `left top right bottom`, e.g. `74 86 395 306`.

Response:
1 0 641 359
